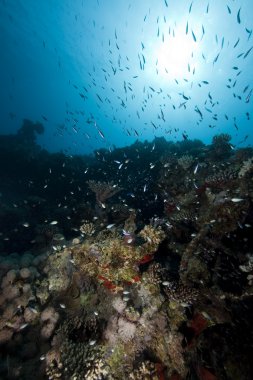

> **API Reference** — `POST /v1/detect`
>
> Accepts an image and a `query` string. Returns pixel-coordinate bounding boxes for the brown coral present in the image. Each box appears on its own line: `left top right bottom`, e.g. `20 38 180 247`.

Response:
87 180 122 205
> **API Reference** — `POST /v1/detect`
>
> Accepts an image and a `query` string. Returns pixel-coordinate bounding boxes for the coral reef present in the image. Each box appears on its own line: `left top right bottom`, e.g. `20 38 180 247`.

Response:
1 128 253 379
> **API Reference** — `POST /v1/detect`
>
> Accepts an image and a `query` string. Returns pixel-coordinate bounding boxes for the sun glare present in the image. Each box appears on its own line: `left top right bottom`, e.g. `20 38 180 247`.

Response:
155 34 199 78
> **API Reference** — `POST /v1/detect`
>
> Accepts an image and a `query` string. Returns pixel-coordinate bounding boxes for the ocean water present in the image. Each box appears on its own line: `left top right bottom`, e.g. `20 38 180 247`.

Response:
0 1 253 379
0 0 253 153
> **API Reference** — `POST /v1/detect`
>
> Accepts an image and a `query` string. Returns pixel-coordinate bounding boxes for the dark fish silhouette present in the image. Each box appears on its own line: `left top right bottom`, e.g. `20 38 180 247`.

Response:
237 8 241 24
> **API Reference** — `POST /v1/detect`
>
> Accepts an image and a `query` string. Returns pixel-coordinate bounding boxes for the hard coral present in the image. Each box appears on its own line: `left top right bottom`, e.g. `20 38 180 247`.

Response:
178 155 194 170
238 157 253 178
87 180 122 205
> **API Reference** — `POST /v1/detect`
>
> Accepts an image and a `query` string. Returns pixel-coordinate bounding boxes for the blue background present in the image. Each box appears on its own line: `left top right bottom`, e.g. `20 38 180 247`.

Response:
0 0 252 154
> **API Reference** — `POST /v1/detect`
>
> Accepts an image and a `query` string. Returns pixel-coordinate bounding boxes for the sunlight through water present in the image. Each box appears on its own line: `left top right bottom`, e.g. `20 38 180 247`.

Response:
155 32 199 79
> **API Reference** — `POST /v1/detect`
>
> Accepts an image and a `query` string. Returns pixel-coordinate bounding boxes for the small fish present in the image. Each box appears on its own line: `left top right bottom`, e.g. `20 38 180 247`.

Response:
59 304 66 309
243 85 249 93
234 38 240 48
19 323 29 330
50 220 58 225
189 2 193 13
98 130 105 139
231 198 244 203
106 224 115 229
237 8 241 24
40 355 46 361
22 223 30 227
221 37 224 49
192 30 197 42
193 164 199 174
244 46 253 59
213 52 220 65
89 340 96 346
28 307 38 314
227 5 231 14
162 281 170 286
201 25 205 40
246 89 252 103
123 291 130 295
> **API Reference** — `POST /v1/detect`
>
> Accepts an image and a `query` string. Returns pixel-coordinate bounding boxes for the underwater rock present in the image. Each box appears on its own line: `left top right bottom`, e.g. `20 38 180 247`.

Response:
20 267 34 280
2 284 20 301
20 253 34 268
72 237 81 245
20 341 38 359
24 306 39 324
40 307 59 340
0 328 13 345
42 249 73 293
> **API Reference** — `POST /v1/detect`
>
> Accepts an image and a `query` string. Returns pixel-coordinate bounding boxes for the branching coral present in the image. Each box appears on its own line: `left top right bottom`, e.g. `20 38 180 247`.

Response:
139 225 165 246
46 314 106 380
87 180 122 205
80 221 96 236
210 133 232 159
163 280 199 305
129 361 160 380
212 133 231 145
238 157 253 178
178 154 194 170
205 168 238 188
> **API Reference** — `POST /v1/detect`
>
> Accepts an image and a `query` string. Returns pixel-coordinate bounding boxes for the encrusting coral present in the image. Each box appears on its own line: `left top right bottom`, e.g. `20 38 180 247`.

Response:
72 224 165 290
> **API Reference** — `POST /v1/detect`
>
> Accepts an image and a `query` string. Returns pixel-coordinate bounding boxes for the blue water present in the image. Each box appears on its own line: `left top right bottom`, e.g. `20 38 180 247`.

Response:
0 0 252 154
